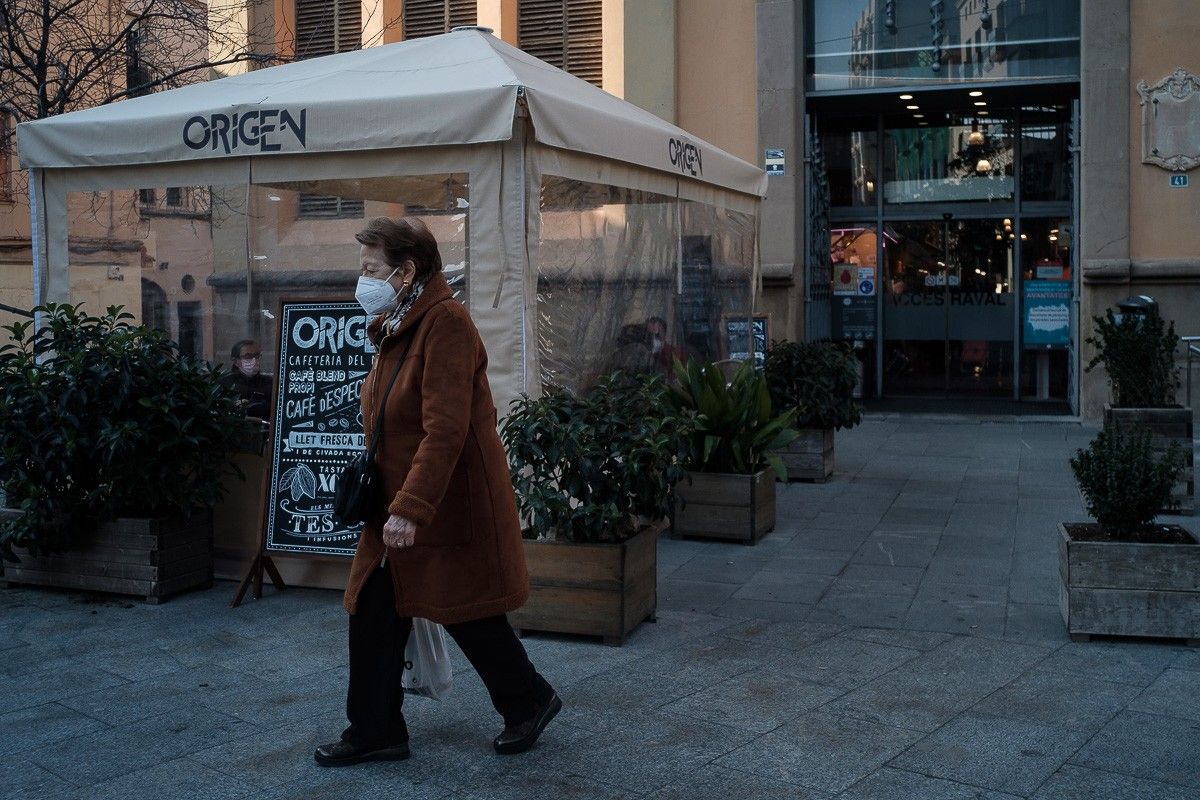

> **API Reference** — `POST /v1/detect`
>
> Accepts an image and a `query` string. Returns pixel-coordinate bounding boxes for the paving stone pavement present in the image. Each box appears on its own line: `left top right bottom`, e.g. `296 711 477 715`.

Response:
2 417 1199 799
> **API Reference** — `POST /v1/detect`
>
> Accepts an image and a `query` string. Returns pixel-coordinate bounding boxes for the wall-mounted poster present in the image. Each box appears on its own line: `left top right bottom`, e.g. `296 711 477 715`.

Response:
264 301 377 557
722 312 771 370
1023 280 1071 348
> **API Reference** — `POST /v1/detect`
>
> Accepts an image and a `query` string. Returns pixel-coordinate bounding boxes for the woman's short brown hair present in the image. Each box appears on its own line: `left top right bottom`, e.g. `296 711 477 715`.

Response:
355 217 443 281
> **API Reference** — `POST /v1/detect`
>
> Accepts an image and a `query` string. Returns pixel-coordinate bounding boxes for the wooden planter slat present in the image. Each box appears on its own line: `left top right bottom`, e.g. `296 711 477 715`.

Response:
1066 540 1200 592
1104 406 1194 514
4 569 155 596
774 428 834 482
1058 523 1200 643
673 469 775 543
12 557 158 581
2 510 213 602
510 523 658 646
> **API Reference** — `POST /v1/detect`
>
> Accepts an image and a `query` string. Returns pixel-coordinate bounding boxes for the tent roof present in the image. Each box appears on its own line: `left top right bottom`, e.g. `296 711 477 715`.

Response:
17 29 765 197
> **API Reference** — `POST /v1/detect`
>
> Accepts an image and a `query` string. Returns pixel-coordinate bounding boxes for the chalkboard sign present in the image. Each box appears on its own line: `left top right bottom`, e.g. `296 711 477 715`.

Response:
722 313 771 370
264 301 376 557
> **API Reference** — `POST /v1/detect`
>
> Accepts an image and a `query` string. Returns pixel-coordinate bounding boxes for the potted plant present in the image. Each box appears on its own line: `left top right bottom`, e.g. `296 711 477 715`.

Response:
0 303 248 601
1061 426 1196 642
668 359 797 544
1085 305 1193 513
764 340 863 482
500 373 692 646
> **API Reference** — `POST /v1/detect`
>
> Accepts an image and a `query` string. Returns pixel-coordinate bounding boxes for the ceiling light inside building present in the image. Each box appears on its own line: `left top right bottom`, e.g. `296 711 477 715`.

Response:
968 130 985 146
975 158 992 173
900 94 914 100
974 101 987 106
906 105 920 110
969 90 984 97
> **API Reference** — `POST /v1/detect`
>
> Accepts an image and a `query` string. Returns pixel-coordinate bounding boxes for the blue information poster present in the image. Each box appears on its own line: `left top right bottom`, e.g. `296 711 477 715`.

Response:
1023 280 1071 348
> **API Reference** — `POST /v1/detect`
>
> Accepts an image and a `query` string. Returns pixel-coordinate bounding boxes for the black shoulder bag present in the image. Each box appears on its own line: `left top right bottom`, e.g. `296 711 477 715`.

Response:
333 342 410 526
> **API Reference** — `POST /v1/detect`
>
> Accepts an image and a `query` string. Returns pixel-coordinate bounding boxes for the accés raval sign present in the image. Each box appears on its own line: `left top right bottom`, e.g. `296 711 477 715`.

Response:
182 108 308 154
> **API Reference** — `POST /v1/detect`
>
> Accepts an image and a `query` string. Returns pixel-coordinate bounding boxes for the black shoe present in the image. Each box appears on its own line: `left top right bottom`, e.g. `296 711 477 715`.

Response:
313 739 410 767
493 691 562 755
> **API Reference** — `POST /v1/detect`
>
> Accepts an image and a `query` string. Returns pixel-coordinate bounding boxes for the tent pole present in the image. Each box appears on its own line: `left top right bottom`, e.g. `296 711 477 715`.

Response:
28 168 46 331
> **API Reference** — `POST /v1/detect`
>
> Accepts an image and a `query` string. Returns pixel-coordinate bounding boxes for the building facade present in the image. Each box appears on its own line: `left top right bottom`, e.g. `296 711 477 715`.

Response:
5 1 1195 420
756 0 1200 418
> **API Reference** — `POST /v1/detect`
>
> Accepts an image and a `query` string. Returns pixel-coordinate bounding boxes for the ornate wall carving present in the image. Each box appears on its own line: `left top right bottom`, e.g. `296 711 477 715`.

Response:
1137 67 1200 172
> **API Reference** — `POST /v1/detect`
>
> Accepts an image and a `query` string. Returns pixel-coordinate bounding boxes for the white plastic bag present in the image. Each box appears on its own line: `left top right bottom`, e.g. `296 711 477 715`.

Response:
402 618 453 700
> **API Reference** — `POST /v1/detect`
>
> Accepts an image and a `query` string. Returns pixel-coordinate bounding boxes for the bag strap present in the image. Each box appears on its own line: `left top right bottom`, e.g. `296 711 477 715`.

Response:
364 297 454 459
364 347 407 459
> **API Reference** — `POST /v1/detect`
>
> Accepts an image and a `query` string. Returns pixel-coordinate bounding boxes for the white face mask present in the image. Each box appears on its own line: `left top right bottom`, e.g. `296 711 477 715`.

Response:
237 358 260 377
355 268 400 315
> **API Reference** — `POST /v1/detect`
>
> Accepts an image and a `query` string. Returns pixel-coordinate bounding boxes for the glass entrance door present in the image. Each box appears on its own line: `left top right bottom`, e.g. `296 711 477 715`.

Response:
882 219 1015 396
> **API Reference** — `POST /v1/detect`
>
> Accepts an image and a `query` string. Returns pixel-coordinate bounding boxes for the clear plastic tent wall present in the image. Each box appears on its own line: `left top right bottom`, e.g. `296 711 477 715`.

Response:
529 148 758 394
19 31 764 590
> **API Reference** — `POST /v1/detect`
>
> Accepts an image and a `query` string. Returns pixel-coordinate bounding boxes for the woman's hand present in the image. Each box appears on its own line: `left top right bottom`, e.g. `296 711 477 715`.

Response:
382 515 417 549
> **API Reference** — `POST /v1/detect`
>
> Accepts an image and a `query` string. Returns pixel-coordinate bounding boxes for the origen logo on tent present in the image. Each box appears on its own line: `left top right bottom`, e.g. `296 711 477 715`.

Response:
183 109 307 154
668 137 703 177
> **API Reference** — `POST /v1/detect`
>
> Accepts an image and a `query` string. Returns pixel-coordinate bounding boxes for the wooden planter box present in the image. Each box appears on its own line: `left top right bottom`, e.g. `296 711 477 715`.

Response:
1104 406 1194 514
0 510 213 603
774 428 834 482
1058 523 1200 644
672 469 775 544
510 523 658 647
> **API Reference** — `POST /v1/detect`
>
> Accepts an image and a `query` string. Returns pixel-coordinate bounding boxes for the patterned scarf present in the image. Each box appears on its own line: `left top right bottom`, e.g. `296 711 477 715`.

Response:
381 276 428 337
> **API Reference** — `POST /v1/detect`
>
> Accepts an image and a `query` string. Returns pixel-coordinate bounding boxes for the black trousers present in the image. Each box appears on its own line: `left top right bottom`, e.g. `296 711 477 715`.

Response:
342 565 552 747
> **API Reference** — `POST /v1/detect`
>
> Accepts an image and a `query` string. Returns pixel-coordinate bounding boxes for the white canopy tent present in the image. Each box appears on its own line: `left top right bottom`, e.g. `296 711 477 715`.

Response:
19 27 766 408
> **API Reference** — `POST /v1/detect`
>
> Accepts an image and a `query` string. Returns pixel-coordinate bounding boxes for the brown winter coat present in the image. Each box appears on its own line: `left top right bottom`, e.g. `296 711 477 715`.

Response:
342 273 529 624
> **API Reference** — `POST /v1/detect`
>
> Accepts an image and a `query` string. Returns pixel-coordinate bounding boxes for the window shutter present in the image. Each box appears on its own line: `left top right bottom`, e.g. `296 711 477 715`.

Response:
298 195 365 218
336 0 362 51
404 0 477 39
295 0 361 59
519 0 602 86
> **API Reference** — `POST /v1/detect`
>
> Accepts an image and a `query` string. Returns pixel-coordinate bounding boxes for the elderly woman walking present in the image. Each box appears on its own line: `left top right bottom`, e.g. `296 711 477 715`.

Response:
315 217 560 767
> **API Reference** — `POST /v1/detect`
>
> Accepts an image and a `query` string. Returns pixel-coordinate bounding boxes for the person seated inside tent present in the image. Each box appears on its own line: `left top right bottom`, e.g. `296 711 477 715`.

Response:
223 338 274 419
645 316 687 376
602 323 658 380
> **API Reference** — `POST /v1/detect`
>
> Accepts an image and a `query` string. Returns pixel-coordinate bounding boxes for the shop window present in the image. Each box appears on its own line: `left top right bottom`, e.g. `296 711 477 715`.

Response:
141 279 169 333
295 0 362 59
518 0 602 87
883 113 1014 205
806 0 1080 91
820 117 878 208
177 301 202 359
126 24 154 98
139 186 211 218
403 0 477 38
1020 106 1072 203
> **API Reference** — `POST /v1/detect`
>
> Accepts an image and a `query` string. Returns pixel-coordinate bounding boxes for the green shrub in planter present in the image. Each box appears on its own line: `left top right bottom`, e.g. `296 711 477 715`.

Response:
1084 307 1179 408
669 359 797 480
764 340 863 430
0 303 249 561
1069 426 1183 535
500 373 694 543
